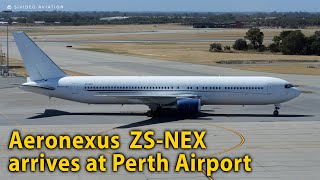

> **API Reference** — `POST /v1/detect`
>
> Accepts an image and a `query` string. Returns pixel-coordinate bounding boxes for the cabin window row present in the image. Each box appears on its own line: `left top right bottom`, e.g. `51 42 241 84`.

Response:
85 86 178 90
85 86 263 90
187 87 222 90
224 87 263 90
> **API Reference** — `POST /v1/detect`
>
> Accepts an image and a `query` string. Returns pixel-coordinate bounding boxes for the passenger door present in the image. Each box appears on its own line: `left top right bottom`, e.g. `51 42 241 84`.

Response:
267 84 272 94
72 83 79 95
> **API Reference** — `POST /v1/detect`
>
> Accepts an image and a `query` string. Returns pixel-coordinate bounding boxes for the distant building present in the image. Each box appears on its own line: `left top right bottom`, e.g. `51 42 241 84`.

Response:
34 21 45 24
0 21 8 25
265 17 278 20
100 16 129 21
193 21 243 28
11 17 27 20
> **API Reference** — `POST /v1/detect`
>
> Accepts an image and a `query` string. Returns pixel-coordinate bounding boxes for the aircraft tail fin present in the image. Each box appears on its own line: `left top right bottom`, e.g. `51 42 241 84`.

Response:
13 32 67 81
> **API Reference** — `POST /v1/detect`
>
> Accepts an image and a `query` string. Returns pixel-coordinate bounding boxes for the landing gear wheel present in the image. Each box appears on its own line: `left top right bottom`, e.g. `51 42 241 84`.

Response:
273 104 280 116
146 110 153 117
146 105 163 117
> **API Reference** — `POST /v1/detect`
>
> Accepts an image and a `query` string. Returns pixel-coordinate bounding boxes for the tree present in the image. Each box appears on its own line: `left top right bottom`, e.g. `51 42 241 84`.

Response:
311 38 320 55
233 39 248 50
279 30 293 39
304 35 316 55
269 43 280 52
269 35 282 52
281 30 306 55
8 18 13 25
16 17 27 24
309 32 320 55
272 35 281 45
271 30 320 55
245 28 264 50
209 43 222 52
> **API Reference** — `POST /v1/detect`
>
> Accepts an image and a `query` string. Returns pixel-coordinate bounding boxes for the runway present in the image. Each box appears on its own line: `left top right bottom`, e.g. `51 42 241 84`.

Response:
0 35 319 179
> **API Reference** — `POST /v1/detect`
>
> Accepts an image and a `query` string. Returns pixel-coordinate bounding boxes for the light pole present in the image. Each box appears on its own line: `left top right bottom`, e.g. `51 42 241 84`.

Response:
2 10 12 76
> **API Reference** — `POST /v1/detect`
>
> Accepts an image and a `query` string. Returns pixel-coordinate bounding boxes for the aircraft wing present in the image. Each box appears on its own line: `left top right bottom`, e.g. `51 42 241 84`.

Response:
94 94 199 105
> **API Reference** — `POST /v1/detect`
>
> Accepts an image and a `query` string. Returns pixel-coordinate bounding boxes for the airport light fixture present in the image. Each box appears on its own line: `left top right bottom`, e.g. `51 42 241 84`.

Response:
2 10 12 76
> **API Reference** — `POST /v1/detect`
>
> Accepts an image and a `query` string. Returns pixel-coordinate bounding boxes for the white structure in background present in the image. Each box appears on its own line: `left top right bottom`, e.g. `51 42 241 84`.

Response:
100 16 129 21
34 21 45 24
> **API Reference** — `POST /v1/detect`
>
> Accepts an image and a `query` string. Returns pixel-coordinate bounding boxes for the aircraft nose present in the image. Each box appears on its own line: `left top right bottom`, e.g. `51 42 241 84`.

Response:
292 87 301 98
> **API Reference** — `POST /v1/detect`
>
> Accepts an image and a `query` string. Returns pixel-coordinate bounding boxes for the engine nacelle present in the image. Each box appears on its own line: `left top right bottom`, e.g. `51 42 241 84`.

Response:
177 98 201 113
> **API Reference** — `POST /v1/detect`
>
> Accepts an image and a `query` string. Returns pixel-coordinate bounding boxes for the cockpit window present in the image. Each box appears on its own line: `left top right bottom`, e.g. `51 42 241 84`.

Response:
285 84 294 88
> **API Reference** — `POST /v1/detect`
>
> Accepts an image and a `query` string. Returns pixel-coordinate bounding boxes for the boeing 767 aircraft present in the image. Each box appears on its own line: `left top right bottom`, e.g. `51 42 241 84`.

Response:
13 32 300 117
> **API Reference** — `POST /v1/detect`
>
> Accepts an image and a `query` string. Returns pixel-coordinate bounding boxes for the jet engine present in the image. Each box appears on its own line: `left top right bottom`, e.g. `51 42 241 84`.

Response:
176 98 201 113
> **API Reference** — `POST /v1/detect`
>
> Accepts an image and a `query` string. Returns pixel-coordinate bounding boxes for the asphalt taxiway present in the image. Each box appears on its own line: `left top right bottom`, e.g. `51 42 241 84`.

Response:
0 37 319 180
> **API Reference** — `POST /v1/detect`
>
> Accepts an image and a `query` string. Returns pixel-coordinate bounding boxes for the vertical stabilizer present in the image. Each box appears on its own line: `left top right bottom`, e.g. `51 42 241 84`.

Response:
13 32 67 81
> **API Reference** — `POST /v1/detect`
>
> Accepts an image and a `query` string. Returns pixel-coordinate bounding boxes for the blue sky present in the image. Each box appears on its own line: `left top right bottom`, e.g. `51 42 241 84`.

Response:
1 0 320 12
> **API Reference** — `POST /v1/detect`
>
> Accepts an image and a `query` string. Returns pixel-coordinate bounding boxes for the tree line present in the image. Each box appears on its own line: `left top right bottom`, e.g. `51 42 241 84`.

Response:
210 28 320 56
1 11 320 27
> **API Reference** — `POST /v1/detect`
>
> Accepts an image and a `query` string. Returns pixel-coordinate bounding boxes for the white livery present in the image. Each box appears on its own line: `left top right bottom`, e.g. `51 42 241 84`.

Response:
13 32 300 117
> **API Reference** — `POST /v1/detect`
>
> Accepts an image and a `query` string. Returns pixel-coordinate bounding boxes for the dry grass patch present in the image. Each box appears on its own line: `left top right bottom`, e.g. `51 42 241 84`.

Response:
227 64 320 75
79 42 320 62
77 42 320 75
47 28 319 42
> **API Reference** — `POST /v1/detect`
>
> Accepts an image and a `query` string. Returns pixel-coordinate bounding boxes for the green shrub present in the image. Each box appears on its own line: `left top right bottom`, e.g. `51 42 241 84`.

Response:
224 45 231 51
209 43 223 52
269 43 280 52
281 30 306 55
233 39 248 50
245 28 264 50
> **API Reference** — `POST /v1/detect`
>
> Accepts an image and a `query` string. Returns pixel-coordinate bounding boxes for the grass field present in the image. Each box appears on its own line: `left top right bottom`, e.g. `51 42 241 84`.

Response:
76 42 320 75
2 25 320 75
44 28 318 42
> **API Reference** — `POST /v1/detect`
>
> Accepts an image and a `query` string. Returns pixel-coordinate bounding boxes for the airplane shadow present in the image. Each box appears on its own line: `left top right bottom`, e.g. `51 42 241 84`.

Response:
116 113 211 129
116 114 313 129
210 114 311 118
27 109 213 128
27 109 146 119
27 109 313 129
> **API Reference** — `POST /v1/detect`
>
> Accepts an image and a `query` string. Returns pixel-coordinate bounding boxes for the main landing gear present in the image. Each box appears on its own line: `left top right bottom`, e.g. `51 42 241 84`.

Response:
273 104 280 116
146 110 154 117
146 106 162 117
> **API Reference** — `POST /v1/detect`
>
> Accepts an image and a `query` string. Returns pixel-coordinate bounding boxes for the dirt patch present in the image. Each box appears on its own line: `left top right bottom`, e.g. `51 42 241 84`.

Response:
307 65 320 69
217 60 320 64
226 64 320 75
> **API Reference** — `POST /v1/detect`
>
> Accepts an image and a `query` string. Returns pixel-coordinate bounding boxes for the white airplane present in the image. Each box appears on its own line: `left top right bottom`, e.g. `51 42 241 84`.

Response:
13 32 300 117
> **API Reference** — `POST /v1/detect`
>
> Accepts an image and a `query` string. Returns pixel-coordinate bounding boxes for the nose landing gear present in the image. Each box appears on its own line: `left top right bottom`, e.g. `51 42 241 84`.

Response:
273 104 280 116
